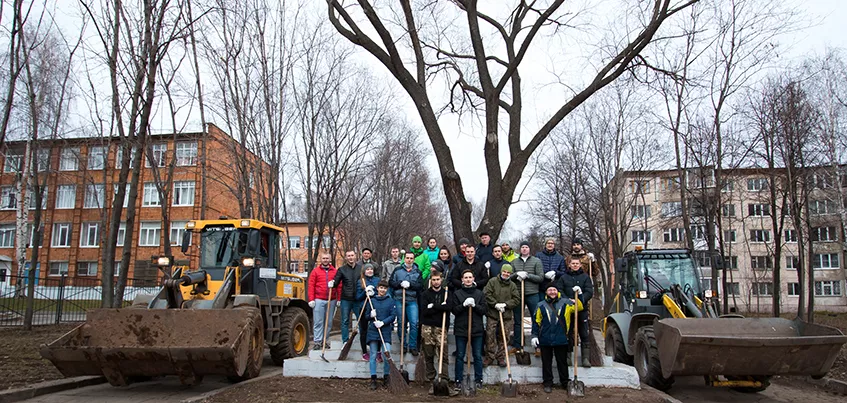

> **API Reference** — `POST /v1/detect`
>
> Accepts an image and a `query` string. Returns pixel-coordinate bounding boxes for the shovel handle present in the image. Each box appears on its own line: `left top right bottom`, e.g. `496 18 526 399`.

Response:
573 289 579 377
498 310 512 376
467 305 473 374
520 280 525 346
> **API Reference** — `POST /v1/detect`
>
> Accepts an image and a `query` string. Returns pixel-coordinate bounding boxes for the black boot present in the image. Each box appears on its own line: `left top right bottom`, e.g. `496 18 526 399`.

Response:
383 375 389 387
369 376 378 390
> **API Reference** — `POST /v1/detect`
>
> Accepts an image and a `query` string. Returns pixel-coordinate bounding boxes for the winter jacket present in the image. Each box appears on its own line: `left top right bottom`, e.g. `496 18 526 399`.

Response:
420 286 452 327
410 247 431 280
568 250 600 278
423 247 440 265
451 285 487 337
452 252 466 266
556 268 594 305
531 293 583 346
476 242 494 263
509 255 545 295
389 264 424 299
307 264 340 301
486 257 507 279
502 249 517 262
536 249 566 292
483 275 521 320
333 262 361 301
381 258 401 282
437 258 454 281
449 258 489 291
356 274 381 302
366 293 396 343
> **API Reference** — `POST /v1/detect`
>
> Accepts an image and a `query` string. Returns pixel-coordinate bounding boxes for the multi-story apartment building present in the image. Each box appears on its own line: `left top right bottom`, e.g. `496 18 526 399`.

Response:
611 166 846 313
0 124 272 282
280 222 345 275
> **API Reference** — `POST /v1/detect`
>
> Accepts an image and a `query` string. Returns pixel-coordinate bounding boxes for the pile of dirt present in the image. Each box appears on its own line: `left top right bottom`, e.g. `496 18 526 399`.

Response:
0 324 76 390
201 376 664 403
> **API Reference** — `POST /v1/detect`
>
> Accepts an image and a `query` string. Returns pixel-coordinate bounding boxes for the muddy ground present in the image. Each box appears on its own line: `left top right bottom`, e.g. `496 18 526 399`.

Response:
0 324 75 390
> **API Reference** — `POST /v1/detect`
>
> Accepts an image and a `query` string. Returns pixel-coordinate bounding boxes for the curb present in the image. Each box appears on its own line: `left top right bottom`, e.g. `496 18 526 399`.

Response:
0 376 106 403
639 384 683 403
806 377 847 395
180 369 284 403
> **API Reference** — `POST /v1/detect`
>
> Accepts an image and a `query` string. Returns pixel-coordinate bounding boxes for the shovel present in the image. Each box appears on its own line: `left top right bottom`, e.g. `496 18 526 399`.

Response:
320 286 335 363
433 286 450 396
515 280 531 365
499 310 518 397
398 288 410 384
568 290 585 397
461 305 475 397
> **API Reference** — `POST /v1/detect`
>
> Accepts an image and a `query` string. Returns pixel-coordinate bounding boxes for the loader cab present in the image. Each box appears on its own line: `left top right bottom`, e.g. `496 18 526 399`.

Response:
614 249 705 317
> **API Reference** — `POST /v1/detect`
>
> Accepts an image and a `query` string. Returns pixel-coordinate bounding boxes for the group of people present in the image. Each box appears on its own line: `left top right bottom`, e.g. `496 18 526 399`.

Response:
306 235 599 394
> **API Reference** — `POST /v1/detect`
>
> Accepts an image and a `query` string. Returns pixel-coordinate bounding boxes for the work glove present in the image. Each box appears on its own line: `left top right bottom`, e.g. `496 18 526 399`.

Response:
327 280 335 288
573 286 582 295
545 271 556 280
427 303 434 309
308 300 316 308
366 285 374 293
516 271 527 280
401 280 410 289
370 309 378 318
472 281 477 288
531 337 539 348
337 300 341 307
485 261 491 268
463 297 476 307
587 252 596 262
374 320 384 328
495 303 506 312
366 288 375 297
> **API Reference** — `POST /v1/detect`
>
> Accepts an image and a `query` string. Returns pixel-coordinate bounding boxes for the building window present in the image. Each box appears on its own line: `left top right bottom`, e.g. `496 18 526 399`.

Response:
3 153 22 173
139 222 160 246
115 144 136 168
172 181 195 206
170 221 189 246
809 199 836 215
751 255 772 270
322 235 332 248
663 228 684 243
51 223 71 247
143 183 161 207
59 148 79 171
661 177 680 191
0 224 14 248
1 186 17 210
113 184 131 208
784 229 797 243
87 146 106 170
175 141 197 166
35 149 50 172
27 187 46 210
723 255 738 270
811 226 837 242
747 203 770 216
49 261 69 276
113 261 122 277
84 184 105 209
631 205 651 219
723 229 736 243
660 202 682 218
721 179 734 192
288 236 301 249
752 282 773 296
146 143 167 167
726 282 740 296
811 173 835 189
80 223 99 247
116 222 127 247
693 251 711 268
812 253 839 270
787 282 800 296
629 180 650 194
815 280 842 297
786 256 800 270
690 225 707 241
631 230 652 243
77 261 98 276
55 185 76 209
746 178 768 191
721 204 736 217
750 229 770 243
289 261 299 272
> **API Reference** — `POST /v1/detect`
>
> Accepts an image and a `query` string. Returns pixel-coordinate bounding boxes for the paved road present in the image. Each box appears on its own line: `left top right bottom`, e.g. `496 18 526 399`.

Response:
668 376 844 403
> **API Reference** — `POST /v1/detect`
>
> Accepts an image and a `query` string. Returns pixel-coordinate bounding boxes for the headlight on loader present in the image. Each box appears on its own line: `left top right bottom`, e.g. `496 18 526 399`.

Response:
637 290 647 299
705 289 715 298
155 256 171 266
241 257 255 267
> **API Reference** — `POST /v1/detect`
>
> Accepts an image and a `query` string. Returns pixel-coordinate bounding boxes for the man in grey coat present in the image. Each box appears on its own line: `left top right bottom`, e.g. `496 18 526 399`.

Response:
509 241 544 352
381 247 402 282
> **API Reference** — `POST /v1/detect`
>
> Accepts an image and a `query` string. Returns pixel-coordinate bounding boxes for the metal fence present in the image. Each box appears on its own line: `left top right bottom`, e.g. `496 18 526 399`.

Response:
0 273 161 326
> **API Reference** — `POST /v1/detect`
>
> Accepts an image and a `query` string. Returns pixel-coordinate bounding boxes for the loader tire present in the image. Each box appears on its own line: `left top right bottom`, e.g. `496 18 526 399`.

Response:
227 307 264 383
605 322 632 365
634 327 674 391
727 376 770 393
270 307 310 365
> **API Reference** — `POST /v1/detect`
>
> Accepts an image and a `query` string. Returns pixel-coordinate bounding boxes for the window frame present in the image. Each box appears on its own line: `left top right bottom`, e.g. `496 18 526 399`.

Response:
142 183 162 207
175 141 197 166
172 181 195 206
51 223 72 247
48 261 69 276
83 184 105 209
87 145 107 170
139 221 161 247
55 184 76 209
79 222 99 248
59 147 80 171
77 261 98 277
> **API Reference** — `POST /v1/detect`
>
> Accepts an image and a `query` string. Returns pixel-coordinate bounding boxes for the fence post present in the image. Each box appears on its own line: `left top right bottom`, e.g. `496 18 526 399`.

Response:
56 274 66 325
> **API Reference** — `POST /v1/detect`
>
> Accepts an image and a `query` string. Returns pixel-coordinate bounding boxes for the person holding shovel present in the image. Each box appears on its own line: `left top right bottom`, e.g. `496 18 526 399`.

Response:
366 280 397 390
557 256 594 367
509 241 544 354
357 263 380 361
483 264 520 367
451 269 487 392
389 251 423 355
307 253 339 350
531 284 583 393
420 269 456 395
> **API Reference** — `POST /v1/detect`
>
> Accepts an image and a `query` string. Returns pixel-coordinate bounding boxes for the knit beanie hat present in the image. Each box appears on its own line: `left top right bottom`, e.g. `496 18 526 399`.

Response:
412 235 422 243
501 264 513 273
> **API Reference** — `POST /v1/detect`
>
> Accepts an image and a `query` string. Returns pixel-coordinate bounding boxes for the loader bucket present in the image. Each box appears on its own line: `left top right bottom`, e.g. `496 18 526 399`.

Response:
40 308 262 386
653 318 847 379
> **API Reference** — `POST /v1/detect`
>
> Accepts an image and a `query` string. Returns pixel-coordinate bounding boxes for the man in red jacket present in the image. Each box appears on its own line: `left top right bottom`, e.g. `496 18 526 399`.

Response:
308 253 340 350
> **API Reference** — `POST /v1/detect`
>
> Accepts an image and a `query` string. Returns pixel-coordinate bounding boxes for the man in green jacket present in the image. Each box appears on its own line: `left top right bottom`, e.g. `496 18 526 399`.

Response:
410 235 432 280
483 264 520 367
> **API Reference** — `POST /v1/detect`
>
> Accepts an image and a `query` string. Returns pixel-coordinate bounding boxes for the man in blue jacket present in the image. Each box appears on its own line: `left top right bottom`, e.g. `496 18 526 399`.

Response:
531 284 583 393
536 238 565 293
389 251 423 355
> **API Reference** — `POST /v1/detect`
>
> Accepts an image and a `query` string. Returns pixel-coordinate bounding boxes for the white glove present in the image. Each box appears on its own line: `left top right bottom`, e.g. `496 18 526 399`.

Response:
463 297 476 307
308 300 316 308
472 281 477 288
495 303 506 312
516 271 527 280
370 309 378 318
573 286 582 295
366 288 375 297
401 280 410 289
587 252 595 262
366 285 374 292
374 320 384 328
531 337 539 348
427 303 434 309
485 261 491 268
545 271 556 280
327 280 335 288
337 300 341 307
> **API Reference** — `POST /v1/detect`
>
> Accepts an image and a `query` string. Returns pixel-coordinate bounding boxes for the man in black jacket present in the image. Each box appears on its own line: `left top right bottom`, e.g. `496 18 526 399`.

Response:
556 256 594 367
449 245 489 291
451 269 487 391
420 270 455 394
333 250 362 345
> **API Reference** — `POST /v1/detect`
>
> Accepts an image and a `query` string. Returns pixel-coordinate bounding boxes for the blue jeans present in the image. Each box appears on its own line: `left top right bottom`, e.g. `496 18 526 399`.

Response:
513 293 540 348
454 335 483 383
369 341 391 376
340 299 363 343
312 299 337 343
395 299 419 350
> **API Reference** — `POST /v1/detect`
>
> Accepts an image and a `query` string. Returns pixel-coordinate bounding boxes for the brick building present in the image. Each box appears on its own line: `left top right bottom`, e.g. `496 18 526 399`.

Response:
0 124 271 282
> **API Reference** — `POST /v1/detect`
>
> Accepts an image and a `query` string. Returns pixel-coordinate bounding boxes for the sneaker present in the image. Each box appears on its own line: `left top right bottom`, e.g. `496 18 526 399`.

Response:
508 347 520 354
324 342 331 349
312 343 321 351
376 352 383 363
475 380 483 390
362 353 370 361
449 387 460 397
543 385 552 393
410 348 419 357
453 381 462 392
428 385 434 395
497 359 506 367
482 357 493 366
369 379 378 390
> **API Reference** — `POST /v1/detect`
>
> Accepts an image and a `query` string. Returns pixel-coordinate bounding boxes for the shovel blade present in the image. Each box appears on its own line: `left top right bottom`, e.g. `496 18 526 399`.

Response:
462 376 476 397
515 351 531 366
400 369 410 385
568 379 585 397
433 379 450 396
501 380 518 397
